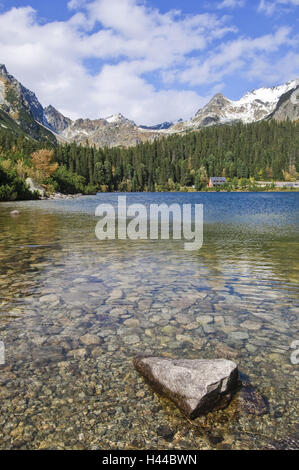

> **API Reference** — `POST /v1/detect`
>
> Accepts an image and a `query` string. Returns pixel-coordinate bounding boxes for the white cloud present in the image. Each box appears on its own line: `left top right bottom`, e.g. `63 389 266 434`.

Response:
163 26 297 87
245 51 299 84
217 0 245 9
0 1 235 124
67 0 88 8
258 0 299 15
0 0 297 125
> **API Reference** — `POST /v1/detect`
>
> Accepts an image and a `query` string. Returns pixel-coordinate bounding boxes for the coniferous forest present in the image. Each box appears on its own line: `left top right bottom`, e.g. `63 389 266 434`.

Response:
0 120 298 199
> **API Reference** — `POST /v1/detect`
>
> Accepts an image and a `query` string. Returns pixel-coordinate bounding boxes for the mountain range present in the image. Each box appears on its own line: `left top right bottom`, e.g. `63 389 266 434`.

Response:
0 64 298 148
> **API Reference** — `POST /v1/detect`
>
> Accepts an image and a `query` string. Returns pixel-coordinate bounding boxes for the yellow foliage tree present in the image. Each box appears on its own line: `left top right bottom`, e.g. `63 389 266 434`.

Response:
16 159 29 180
31 149 58 181
0 159 12 171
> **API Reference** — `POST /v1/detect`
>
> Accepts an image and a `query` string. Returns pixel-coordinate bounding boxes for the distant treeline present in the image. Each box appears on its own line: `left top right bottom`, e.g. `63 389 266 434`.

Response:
54 120 299 191
0 120 298 198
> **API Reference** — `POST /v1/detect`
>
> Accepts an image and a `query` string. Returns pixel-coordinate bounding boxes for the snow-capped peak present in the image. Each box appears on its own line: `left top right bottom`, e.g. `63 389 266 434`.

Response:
105 113 127 124
185 78 299 128
234 80 298 106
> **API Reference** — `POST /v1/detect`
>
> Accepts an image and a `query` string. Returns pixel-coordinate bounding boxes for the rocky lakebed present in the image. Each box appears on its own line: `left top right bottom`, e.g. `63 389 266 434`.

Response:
0 193 298 450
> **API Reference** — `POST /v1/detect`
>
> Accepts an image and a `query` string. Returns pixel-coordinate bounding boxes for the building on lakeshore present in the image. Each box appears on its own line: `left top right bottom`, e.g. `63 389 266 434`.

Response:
208 177 227 188
256 181 299 188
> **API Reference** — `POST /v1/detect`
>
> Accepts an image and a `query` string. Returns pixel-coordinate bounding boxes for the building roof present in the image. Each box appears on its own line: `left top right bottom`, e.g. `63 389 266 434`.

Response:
210 177 226 182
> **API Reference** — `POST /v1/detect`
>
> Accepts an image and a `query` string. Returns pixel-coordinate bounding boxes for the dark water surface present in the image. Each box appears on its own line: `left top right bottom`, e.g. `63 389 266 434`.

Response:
0 193 298 449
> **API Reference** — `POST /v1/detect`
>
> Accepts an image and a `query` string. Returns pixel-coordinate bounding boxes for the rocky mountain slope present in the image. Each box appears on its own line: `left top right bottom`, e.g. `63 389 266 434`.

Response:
59 113 159 148
44 105 72 134
268 85 299 122
169 80 298 133
43 106 160 147
0 64 298 148
0 64 56 143
43 79 298 147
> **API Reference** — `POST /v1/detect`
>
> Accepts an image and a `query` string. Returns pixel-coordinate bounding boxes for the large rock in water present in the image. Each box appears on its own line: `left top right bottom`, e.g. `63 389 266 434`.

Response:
134 356 239 419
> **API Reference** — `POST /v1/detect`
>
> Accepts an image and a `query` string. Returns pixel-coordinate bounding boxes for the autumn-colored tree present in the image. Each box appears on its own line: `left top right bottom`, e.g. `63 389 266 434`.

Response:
0 159 12 171
265 165 274 179
31 149 58 181
16 159 29 180
195 165 208 190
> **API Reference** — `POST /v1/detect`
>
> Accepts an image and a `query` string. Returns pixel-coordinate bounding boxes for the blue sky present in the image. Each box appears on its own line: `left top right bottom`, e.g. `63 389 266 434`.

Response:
0 0 298 124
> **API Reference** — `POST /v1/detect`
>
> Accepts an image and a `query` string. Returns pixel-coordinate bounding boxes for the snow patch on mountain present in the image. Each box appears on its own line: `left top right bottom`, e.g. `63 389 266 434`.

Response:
237 80 297 106
168 79 299 133
223 79 299 123
105 113 132 124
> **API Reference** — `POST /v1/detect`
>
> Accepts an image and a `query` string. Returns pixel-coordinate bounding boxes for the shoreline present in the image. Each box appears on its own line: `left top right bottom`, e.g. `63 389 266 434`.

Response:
1 188 299 204
42 192 84 201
